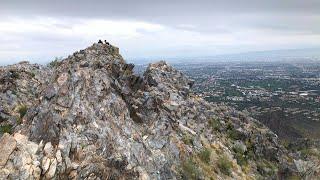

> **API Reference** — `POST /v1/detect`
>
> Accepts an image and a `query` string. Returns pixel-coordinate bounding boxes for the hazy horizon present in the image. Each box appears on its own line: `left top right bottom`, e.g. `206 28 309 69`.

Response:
0 0 320 65
1 47 320 66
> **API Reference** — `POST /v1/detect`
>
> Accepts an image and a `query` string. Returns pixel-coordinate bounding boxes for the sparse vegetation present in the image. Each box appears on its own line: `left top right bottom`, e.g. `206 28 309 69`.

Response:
217 155 233 176
300 148 320 159
49 57 63 68
198 148 211 164
1 43 318 179
30 71 36 78
12 90 17 95
92 60 103 69
227 128 242 140
209 117 221 131
17 104 27 119
234 151 247 167
226 121 233 131
182 134 194 145
245 140 255 159
80 143 87 149
225 121 243 140
16 104 27 124
256 160 277 176
9 70 20 79
180 158 200 180
0 124 13 134
178 146 218 179
233 143 248 166
233 143 245 154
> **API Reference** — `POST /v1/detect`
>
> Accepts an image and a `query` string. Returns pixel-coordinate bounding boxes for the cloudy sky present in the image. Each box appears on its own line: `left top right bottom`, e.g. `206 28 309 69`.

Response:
0 0 319 64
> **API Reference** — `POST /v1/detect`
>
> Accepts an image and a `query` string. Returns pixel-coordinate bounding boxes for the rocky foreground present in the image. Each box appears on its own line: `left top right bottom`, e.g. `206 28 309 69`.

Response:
0 42 319 179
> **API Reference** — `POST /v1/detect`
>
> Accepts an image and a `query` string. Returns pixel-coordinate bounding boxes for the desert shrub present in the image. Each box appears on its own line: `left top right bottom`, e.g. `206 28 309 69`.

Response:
49 57 63 68
217 155 233 176
233 144 248 166
17 105 27 119
256 160 277 176
9 70 20 79
233 143 245 154
30 71 36 78
198 148 211 164
286 175 301 180
182 134 194 145
92 60 103 69
245 140 255 159
0 124 12 134
234 151 247 166
225 121 243 140
12 90 17 95
300 148 320 159
180 158 200 180
209 118 221 131
226 121 233 131
16 104 28 124
227 129 242 140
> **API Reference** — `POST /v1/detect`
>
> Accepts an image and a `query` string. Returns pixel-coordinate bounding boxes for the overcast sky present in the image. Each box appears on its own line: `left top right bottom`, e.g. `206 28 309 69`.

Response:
0 0 320 64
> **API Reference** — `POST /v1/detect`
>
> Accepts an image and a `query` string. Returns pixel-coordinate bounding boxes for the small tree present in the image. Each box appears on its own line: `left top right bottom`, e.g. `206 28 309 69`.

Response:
49 57 63 68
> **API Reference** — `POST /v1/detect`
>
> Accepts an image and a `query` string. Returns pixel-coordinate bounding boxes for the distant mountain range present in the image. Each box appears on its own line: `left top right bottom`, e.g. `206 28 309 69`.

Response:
129 48 320 64
1 47 319 66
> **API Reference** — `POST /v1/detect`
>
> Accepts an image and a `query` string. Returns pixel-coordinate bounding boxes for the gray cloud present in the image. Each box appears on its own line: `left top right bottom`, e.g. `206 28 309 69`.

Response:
1 0 319 31
0 0 319 64
1 0 320 15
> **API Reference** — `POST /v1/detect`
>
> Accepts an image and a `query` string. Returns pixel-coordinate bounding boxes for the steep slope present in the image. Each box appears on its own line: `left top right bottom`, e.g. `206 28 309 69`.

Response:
0 42 318 179
0 61 51 134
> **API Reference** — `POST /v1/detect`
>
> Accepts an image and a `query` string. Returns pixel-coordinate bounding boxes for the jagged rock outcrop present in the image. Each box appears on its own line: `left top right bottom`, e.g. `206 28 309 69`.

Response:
0 42 318 179
0 61 51 134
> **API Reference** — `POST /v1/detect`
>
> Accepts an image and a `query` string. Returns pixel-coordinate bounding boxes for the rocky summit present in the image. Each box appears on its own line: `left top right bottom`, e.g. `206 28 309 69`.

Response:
0 42 319 180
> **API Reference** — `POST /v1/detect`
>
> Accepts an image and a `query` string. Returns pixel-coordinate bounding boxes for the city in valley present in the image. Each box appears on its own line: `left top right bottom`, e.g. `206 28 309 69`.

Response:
168 60 320 143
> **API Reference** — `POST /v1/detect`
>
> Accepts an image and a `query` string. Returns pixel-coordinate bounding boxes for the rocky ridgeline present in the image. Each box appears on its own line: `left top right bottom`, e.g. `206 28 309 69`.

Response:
0 42 319 179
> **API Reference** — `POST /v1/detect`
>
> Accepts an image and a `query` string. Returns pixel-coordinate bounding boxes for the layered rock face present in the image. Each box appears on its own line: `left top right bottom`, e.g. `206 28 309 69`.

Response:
0 62 51 130
0 42 318 179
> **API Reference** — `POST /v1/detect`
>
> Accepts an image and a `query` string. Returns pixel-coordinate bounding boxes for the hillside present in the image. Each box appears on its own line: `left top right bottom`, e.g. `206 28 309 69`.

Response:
0 42 319 179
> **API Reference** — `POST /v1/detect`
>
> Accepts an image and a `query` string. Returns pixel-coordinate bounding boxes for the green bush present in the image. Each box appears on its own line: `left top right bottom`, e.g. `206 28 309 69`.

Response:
300 148 320 159
9 70 20 79
0 125 12 134
49 57 63 68
217 155 233 176
234 152 247 167
233 144 248 166
209 118 221 131
227 129 242 140
233 144 245 154
198 148 211 164
226 121 234 131
182 134 194 145
180 159 200 180
226 122 242 140
31 72 36 78
256 160 277 176
17 105 27 119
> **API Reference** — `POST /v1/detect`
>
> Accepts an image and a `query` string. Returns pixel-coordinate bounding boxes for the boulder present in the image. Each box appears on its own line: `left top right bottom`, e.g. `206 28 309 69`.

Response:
0 133 16 166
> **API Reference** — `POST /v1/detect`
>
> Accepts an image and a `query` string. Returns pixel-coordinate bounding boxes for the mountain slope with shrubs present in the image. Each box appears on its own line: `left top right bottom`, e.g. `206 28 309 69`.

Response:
0 42 319 179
